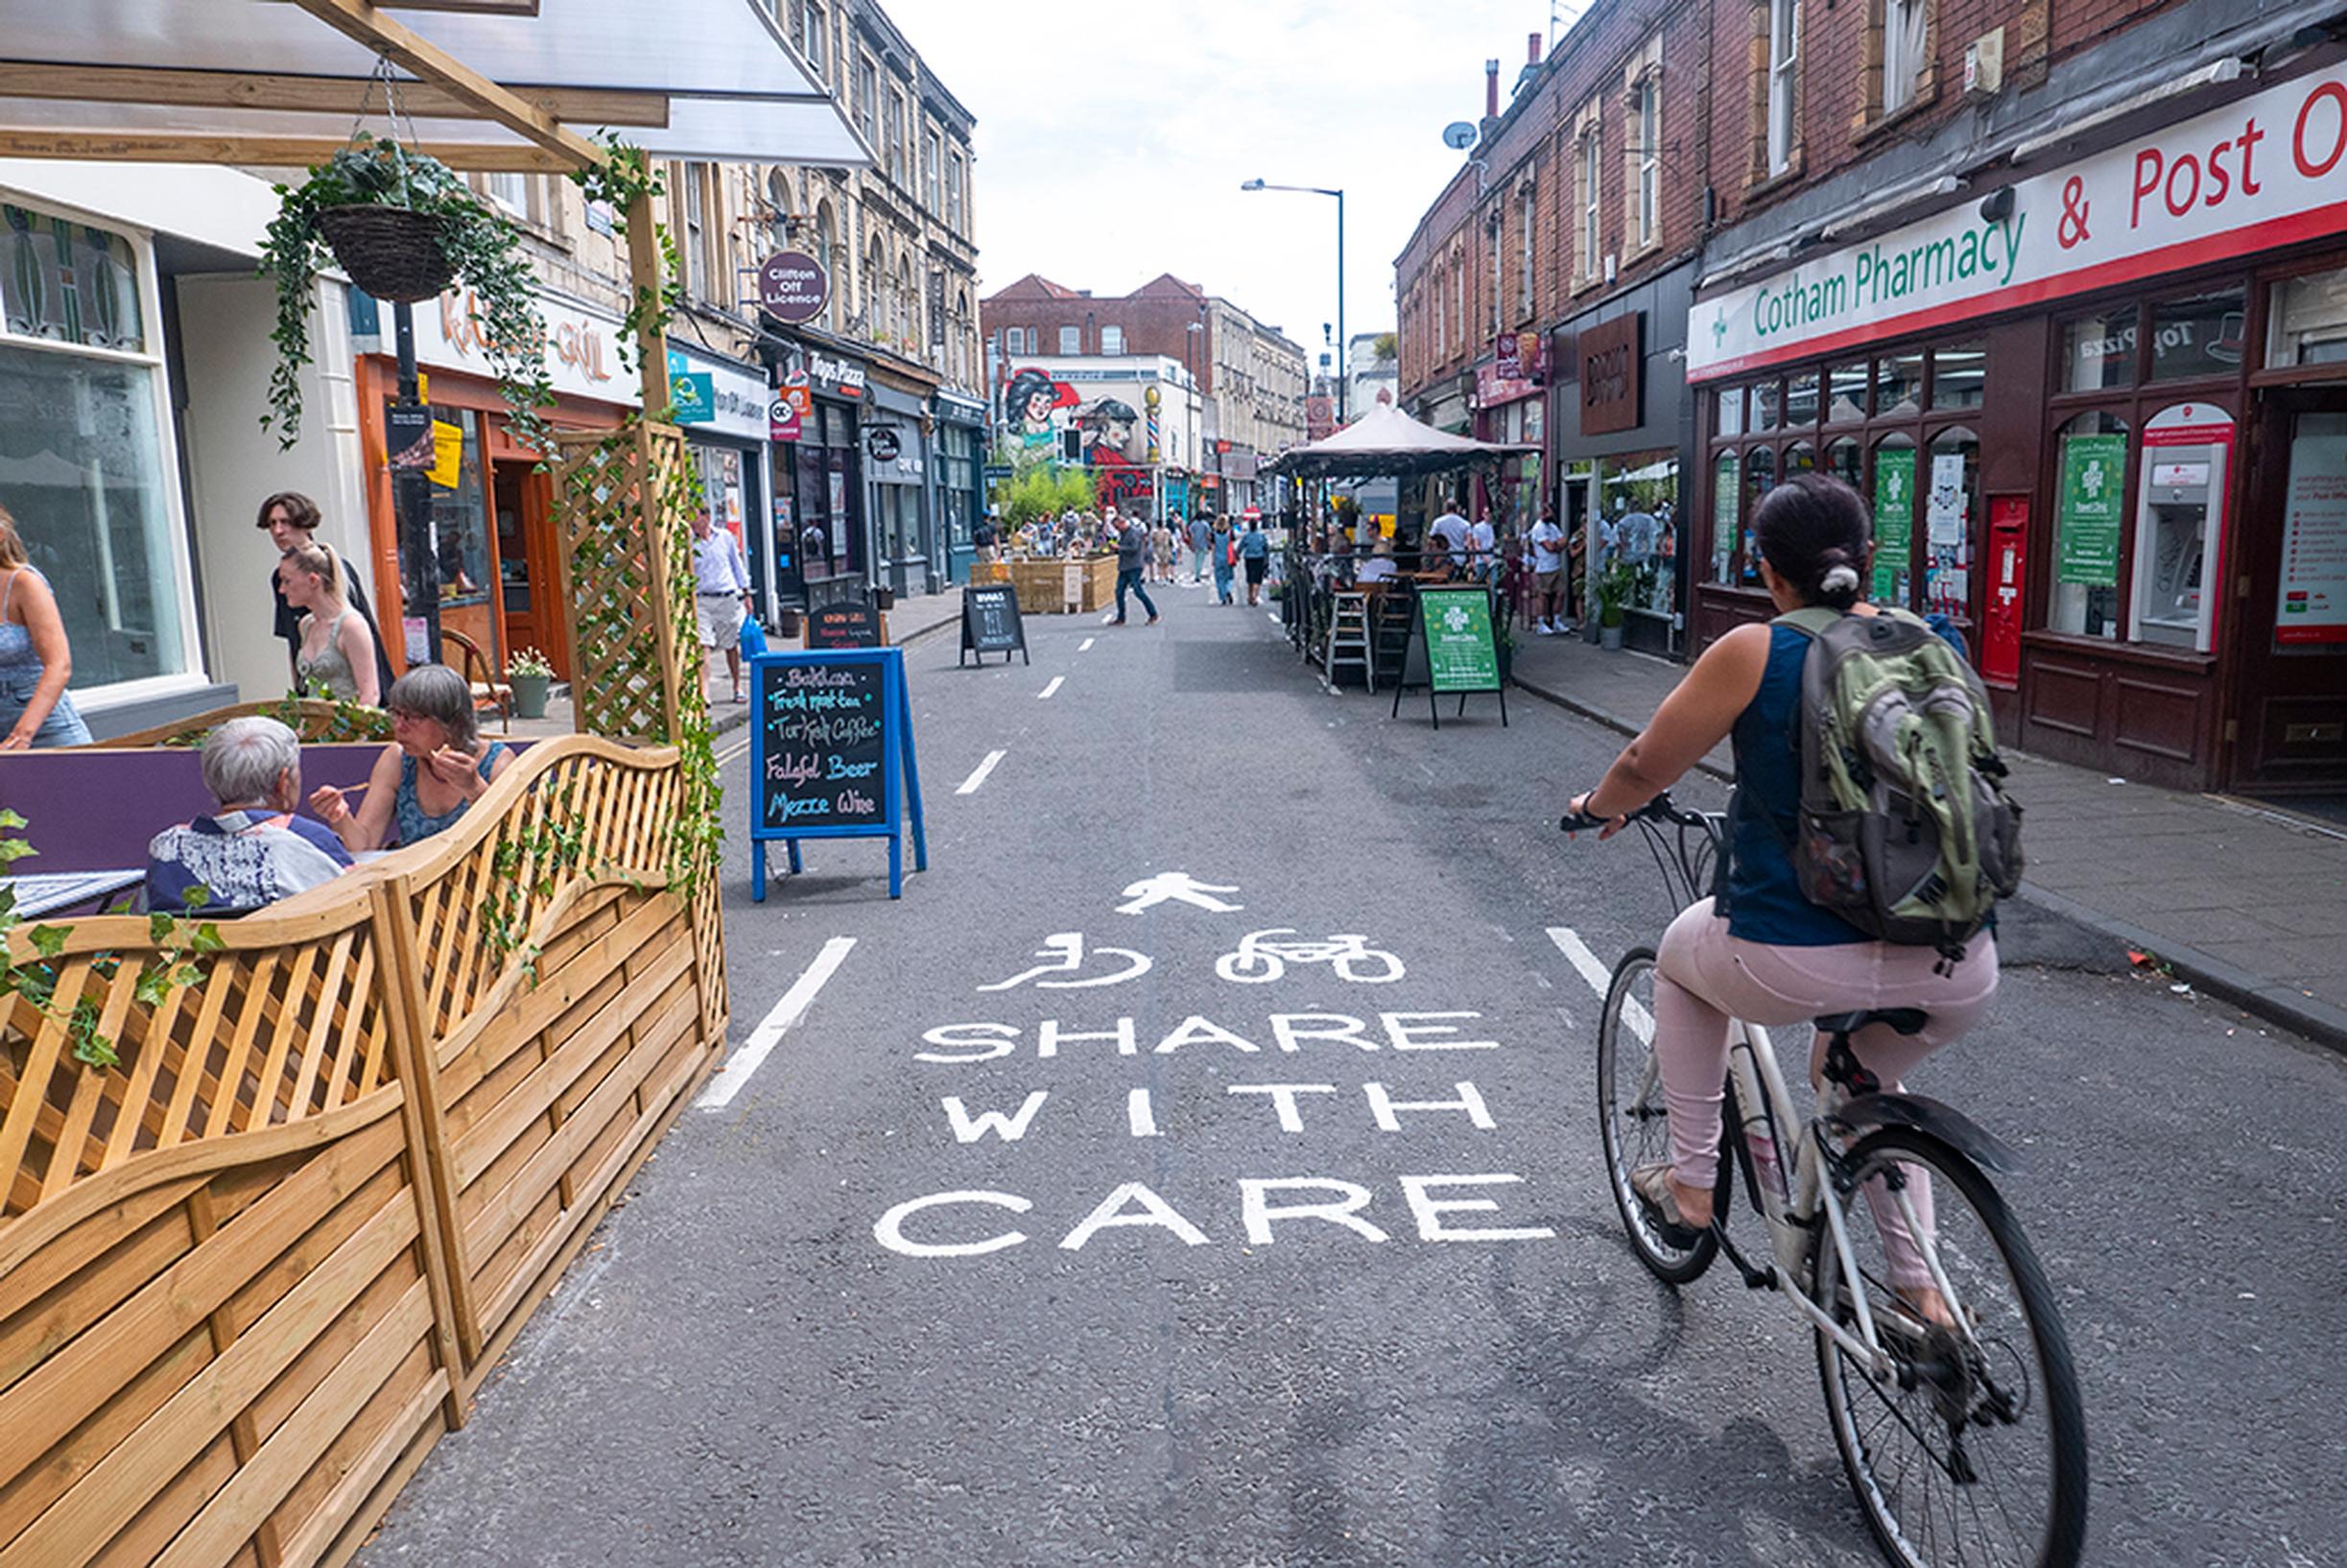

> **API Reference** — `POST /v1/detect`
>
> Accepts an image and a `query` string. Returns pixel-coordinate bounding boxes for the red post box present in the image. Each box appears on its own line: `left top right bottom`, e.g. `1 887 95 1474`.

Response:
1982 495 2027 687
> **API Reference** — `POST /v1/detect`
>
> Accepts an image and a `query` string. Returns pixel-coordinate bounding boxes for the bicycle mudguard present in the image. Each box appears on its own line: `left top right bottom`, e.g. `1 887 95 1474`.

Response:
1834 1092 2022 1175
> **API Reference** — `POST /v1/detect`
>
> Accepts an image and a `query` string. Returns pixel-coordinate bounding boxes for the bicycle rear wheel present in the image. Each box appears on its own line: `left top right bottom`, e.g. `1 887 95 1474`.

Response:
1813 1126 2089 1568
1596 947 1720 1285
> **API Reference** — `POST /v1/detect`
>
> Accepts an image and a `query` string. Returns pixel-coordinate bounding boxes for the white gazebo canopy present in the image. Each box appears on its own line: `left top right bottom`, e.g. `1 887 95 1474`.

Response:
0 0 871 172
1270 402 1534 480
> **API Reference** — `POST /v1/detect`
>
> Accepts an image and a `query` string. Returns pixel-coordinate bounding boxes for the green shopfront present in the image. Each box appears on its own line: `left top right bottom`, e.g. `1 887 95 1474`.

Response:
1689 59 2347 796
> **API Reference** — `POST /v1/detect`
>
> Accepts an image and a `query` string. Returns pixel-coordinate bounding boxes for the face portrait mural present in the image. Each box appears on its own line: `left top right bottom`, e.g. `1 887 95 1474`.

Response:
1004 368 1077 473
1083 399 1149 510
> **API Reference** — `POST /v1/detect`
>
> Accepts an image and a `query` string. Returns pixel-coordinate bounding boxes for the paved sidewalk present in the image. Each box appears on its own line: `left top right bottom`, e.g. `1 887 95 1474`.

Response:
1509 622 2347 1050
508 585 967 743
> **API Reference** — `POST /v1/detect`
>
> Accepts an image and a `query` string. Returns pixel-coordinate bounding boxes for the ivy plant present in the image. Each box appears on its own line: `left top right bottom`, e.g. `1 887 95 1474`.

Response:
260 132 555 450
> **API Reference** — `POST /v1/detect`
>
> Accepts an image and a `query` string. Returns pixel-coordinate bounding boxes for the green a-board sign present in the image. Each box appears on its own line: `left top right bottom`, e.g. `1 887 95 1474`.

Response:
1873 446 1915 604
1392 583 1508 728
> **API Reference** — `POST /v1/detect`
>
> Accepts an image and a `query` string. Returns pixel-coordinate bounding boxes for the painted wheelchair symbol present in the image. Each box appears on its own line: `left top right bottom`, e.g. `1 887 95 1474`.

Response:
1214 929 1405 985
978 933 1151 991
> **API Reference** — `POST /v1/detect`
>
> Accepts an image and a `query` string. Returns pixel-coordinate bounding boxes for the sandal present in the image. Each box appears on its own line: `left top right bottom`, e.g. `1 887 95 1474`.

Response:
1630 1162 1707 1248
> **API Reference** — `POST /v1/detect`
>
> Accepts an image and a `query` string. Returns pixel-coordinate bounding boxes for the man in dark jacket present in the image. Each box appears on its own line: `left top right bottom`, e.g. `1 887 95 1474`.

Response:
1107 511 1159 627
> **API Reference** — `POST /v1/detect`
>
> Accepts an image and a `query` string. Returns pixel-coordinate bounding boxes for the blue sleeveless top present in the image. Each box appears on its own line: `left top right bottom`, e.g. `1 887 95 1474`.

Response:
392 743 507 846
1721 625 1870 947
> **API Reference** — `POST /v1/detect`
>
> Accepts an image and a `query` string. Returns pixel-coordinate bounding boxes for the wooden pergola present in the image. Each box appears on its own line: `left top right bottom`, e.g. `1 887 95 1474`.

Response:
0 0 868 409
3 0 869 744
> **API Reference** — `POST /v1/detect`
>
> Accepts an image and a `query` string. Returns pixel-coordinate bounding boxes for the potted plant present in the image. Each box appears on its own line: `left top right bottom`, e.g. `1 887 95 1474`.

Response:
1596 558 1636 652
259 132 554 449
507 646 555 721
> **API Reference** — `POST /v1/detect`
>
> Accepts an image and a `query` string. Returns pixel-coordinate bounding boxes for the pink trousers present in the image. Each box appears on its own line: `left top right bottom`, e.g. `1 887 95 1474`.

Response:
1652 898 2000 1289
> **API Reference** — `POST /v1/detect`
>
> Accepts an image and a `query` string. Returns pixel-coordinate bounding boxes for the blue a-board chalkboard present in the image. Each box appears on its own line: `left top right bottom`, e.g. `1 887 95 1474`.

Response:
748 647 928 899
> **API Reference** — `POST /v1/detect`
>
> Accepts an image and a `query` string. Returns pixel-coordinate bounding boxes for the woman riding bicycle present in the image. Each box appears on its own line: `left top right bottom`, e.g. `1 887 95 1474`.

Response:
1568 474 1998 1317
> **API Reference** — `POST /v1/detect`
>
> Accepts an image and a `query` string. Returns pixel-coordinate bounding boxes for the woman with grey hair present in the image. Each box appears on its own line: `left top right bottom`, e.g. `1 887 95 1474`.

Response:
310 663 513 853
146 716 351 913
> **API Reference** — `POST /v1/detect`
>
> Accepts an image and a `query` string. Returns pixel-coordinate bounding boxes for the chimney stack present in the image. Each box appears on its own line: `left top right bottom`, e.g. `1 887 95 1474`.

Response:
1529 32 1543 63
1485 59 1500 120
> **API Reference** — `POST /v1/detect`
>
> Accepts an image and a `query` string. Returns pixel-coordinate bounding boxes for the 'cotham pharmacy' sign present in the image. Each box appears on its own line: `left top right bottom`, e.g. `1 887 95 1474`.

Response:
1690 63 2347 381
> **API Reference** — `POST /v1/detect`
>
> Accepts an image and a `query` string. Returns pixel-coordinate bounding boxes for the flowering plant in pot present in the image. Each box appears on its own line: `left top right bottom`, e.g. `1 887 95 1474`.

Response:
506 646 556 720
259 132 552 449
1595 558 1636 651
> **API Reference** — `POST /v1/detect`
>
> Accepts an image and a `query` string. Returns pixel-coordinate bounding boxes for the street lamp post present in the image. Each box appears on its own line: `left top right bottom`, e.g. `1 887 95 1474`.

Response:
1240 178 1345 426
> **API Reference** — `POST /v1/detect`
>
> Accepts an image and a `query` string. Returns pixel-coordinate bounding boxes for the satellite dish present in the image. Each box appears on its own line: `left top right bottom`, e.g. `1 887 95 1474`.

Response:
1441 121 1478 151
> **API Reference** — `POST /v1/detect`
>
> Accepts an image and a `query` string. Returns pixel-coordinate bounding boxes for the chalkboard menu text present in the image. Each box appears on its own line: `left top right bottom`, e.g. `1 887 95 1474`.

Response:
960 583 1029 665
749 649 929 898
808 601 884 649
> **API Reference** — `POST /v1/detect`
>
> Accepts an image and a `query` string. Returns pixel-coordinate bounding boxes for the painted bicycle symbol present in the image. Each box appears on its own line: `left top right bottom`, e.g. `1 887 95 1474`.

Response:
1214 929 1405 985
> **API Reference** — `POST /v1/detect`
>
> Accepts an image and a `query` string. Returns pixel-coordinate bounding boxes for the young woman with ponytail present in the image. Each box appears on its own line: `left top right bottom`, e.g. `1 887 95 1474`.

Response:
1563 473 1996 1322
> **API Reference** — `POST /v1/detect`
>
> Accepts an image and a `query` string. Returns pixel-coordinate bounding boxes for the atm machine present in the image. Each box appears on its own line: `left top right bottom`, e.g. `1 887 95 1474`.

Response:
2131 418 2229 653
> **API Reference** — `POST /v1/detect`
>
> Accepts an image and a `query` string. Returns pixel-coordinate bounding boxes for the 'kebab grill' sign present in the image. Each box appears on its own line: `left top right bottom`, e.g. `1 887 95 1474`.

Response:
1691 64 2347 380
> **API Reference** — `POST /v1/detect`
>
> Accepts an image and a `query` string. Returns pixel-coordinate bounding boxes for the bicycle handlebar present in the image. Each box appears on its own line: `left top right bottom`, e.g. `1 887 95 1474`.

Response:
1557 791 1716 835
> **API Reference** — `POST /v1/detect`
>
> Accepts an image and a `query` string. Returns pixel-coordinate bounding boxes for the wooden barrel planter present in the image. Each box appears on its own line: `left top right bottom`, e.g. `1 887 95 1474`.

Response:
0 734 726 1568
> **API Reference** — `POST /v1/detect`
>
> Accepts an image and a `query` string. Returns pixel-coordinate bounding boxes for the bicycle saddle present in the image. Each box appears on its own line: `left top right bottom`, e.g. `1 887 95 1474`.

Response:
1813 1008 1929 1037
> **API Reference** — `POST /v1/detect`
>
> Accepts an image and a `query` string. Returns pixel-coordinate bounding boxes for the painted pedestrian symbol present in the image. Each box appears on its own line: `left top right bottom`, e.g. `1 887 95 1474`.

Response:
978 933 1152 991
1215 929 1405 985
1115 873 1244 915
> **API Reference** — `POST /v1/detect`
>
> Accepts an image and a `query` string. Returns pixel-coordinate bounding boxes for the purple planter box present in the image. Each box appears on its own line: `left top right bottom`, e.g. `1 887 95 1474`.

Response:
1 743 528 872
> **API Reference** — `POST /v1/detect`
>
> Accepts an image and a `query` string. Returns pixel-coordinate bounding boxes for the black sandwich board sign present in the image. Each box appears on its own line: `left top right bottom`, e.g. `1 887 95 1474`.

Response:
1389 582 1508 729
960 582 1029 666
748 647 928 899
807 600 884 649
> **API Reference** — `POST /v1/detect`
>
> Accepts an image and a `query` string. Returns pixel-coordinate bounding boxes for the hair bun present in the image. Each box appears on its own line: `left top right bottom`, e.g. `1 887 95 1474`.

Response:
1820 564 1861 594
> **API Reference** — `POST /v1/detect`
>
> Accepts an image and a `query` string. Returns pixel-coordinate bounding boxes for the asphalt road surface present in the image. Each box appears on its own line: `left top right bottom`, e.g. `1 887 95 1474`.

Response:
360 579 2347 1568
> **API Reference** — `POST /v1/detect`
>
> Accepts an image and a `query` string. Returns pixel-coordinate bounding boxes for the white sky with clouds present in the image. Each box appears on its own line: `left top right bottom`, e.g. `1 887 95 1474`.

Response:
879 0 1564 367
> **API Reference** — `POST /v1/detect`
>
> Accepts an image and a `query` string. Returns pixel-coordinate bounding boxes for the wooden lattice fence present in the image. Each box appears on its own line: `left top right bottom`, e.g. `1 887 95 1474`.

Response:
0 736 727 1568
553 421 697 747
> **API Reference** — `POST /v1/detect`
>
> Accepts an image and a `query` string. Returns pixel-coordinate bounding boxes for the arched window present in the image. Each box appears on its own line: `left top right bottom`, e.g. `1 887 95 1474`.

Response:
1926 425 1980 621
1824 436 1862 492
814 201 840 333
2050 411 2129 639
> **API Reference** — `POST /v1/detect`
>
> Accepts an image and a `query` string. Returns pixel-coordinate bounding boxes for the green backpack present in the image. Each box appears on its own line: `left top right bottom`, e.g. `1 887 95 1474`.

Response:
1777 606 2024 962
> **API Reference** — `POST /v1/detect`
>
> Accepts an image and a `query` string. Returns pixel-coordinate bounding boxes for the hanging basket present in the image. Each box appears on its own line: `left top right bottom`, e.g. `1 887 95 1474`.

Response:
317 204 454 303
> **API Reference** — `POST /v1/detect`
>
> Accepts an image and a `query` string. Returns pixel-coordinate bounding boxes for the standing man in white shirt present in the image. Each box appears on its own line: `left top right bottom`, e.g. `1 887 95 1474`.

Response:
691 510 755 703
1528 508 1568 633
1467 509 1498 582
1427 500 1469 570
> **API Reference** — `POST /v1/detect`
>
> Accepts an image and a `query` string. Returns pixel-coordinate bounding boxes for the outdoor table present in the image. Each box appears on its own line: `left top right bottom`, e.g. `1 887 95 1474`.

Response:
1 867 146 918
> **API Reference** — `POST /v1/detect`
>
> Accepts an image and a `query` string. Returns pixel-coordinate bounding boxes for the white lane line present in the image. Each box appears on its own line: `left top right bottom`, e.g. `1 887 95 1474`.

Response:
716 735 752 768
1547 926 1652 1041
697 937 856 1110
957 748 1008 795
1038 676 1065 700
1079 637 1096 652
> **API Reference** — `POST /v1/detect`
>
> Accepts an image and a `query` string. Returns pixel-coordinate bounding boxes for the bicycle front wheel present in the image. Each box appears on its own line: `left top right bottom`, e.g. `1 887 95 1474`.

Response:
1813 1126 2089 1568
1596 947 1719 1285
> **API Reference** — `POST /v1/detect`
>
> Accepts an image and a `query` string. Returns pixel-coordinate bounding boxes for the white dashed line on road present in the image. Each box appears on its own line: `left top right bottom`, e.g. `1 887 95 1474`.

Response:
1547 927 1653 1042
698 937 857 1110
1079 637 1096 652
957 749 1008 796
1038 677 1065 700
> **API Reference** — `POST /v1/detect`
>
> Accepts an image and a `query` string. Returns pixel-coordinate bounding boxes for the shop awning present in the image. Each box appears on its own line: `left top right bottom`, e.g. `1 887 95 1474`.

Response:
1268 402 1534 480
0 0 869 172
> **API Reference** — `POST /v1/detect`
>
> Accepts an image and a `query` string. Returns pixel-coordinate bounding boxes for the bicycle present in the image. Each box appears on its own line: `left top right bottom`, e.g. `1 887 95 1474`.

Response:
1562 792 2088 1568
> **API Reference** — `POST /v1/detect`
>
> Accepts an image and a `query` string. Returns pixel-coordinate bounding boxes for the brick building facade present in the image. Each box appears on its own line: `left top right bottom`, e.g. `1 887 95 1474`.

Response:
1397 0 2347 792
982 273 1307 514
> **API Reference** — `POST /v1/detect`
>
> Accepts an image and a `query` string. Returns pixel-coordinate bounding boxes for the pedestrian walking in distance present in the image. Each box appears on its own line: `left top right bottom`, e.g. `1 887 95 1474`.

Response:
1211 518 1236 605
1188 513 1213 583
1106 512 1159 626
1529 508 1568 633
1239 514 1270 607
690 511 755 702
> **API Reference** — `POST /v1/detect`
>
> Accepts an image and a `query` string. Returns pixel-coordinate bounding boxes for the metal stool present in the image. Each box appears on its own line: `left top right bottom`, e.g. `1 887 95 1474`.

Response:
1324 591 1374 694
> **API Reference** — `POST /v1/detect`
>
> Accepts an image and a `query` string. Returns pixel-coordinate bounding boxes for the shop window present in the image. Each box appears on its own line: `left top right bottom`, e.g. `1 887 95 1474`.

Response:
1752 379 1783 432
0 207 144 352
2132 404 2231 653
2267 267 2347 368
1741 446 1777 586
1600 453 1678 619
1786 370 1819 427
2050 412 2129 639
2274 412 2347 650
1712 450 1741 585
1824 436 1863 492
1826 361 1868 423
1924 426 1979 620
1931 342 1985 410
1870 432 1918 606
2148 290 2246 382
1786 440 1817 474
2059 310 2136 392
2 345 184 688
1876 351 1924 417
1715 386 1745 439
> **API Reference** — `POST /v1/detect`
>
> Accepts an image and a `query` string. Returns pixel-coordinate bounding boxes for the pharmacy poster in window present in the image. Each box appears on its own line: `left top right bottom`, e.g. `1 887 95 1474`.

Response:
1872 447 1915 604
2057 434 2126 585
2277 431 2347 646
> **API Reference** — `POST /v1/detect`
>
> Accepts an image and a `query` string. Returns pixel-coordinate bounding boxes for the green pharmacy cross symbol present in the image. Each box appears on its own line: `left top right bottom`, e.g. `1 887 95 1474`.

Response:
1442 605 1472 633
1710 311 1729 347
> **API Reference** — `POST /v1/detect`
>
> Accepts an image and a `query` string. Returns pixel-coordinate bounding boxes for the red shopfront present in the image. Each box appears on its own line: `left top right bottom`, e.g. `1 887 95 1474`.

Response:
355 291 634 683
1473 331 1547 538
1686 59 2347 796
